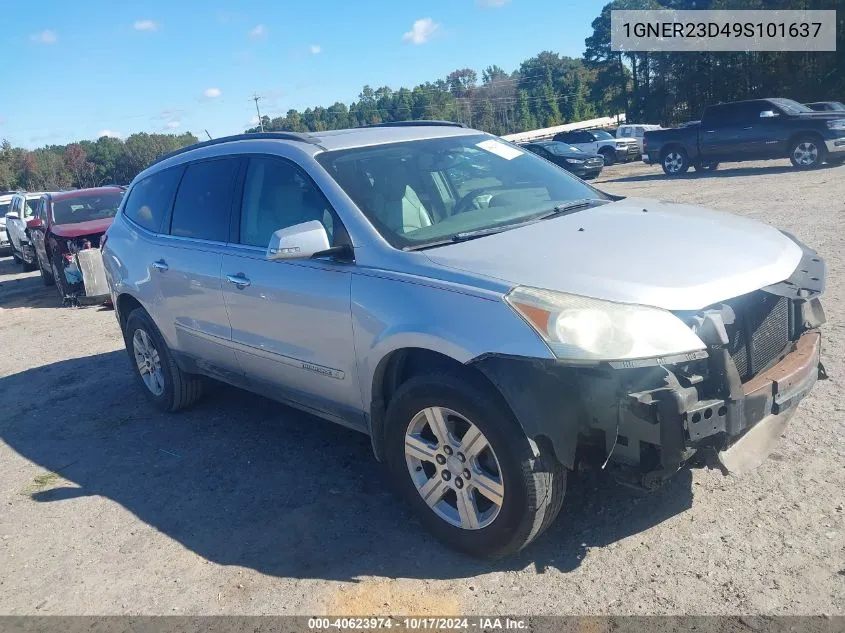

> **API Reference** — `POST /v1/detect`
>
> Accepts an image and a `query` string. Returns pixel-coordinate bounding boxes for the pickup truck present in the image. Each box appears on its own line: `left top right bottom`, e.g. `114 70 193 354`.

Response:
643 98 845 175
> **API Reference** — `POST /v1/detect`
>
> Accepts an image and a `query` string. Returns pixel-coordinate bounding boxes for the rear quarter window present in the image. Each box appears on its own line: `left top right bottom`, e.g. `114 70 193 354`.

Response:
123 167 184 233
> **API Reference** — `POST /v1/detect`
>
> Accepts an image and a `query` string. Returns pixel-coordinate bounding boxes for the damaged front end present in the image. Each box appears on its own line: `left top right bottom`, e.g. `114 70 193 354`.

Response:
55 235 111 306
474 240 827 490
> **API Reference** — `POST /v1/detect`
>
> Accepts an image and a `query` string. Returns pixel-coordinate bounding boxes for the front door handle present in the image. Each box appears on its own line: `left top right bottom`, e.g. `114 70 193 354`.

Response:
743 126 753 130
152 259 168 272
226 273 251 288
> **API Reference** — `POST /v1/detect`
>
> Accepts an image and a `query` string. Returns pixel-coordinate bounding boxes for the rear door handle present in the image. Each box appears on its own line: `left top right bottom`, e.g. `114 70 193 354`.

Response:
226 273 251 288
152 259 168 272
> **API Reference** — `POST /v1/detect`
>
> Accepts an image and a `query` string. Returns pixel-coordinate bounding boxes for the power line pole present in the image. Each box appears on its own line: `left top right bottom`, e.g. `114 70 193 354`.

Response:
251 94 265 132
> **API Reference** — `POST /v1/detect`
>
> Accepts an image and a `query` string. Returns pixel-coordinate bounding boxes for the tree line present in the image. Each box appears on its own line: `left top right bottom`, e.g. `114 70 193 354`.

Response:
2 0 842 191
0 133 199 192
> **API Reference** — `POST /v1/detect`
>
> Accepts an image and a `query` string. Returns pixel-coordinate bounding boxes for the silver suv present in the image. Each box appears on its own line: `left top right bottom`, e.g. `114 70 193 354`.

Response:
103 123 826 558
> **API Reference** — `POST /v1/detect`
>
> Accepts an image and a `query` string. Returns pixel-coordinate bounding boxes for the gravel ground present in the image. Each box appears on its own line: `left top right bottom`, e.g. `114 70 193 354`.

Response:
0 158 843 616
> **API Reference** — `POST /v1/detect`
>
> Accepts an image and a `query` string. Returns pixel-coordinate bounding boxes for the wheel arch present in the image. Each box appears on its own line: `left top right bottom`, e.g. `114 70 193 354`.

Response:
787 130 826 151
115 292 145 332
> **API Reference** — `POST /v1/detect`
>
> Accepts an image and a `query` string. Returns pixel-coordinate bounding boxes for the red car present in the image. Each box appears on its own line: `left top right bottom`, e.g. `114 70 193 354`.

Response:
29 187 125 305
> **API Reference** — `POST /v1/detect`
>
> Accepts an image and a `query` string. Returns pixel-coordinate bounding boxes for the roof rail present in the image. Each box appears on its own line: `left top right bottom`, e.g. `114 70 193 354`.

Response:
149 132 321 168
364 120 465 129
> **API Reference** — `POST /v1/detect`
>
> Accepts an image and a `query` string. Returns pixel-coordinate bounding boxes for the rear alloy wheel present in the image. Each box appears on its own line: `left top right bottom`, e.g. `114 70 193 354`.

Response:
123 308 205 412
790 137 825 169
385 370 566 559
662 149 689 175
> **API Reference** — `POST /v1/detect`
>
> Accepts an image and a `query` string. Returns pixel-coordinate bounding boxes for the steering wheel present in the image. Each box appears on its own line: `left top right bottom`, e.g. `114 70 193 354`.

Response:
452 187 502 215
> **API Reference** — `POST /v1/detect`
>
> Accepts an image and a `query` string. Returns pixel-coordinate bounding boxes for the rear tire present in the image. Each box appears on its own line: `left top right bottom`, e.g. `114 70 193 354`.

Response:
384 370 566 559
694 160 719 172
661 148 690 175
790 136 825 169
123 308 205 412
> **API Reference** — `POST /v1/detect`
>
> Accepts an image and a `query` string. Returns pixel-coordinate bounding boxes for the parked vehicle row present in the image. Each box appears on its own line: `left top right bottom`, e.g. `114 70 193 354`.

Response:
97 122 825 559
3 187 123 305
519 141 604 179
552 128 640 165
643 97 845 175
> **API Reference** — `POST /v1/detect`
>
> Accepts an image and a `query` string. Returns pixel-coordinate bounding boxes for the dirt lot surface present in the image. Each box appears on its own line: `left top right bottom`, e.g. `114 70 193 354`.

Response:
1 158 843 616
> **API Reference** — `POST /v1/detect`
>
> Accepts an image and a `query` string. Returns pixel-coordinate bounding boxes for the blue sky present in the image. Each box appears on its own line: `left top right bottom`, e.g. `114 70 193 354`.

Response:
4 0 607 148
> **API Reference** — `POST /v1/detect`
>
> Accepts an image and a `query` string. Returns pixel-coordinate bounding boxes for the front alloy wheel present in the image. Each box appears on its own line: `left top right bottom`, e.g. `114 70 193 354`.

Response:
405 406 504 530
385 370 566 559
791 139 822 168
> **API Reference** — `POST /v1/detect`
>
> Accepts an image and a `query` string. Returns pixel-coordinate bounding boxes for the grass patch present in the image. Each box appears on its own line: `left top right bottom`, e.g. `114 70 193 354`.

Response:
21 471 62 497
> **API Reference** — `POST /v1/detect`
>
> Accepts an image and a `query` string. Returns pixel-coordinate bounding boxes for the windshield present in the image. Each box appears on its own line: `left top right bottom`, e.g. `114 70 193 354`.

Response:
543 142 581 156
592 130 614 140
770 98 813 114
24 198 40 217
316 134 607 249
51 192 123 225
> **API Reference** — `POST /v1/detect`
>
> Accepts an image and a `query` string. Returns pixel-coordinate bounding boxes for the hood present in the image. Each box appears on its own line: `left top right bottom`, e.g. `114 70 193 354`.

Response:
424 197 803 311
554 151 603 161
51 217 114 238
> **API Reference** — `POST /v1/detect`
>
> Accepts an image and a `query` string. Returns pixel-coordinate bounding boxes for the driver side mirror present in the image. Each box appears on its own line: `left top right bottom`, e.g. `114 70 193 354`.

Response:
760 110 779 118
266 220 331 261
5 212 19 221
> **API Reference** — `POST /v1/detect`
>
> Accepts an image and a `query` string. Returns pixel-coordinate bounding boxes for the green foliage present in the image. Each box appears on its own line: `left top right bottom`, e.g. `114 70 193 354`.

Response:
0 132 199 191
245 53 607 137
586 0 845 125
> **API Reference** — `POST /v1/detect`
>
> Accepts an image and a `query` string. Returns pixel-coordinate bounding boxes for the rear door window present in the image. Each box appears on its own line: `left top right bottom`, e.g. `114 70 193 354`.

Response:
123 167 184 233
170 158 240 242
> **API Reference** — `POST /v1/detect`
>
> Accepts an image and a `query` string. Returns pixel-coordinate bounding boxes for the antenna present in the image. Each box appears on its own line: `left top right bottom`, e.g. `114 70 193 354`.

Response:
204 129 213 140
251 94 265 132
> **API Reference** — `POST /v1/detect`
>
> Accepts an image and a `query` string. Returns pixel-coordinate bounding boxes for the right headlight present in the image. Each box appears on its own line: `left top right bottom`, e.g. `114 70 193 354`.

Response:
505 286 706 362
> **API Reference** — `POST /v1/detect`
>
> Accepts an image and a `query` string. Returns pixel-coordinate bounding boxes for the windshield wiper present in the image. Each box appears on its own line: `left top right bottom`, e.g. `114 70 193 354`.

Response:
533 198 607 220
403 198 609 251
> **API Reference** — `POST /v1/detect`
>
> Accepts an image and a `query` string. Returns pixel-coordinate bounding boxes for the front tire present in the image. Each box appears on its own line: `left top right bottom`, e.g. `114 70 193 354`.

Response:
662 148 690 175
599 148 616 166
790 136 825 169
385 370 566 559
123 308 205 412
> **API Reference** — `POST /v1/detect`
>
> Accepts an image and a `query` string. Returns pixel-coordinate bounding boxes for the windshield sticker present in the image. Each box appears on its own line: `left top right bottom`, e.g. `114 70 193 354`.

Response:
476 139 524 160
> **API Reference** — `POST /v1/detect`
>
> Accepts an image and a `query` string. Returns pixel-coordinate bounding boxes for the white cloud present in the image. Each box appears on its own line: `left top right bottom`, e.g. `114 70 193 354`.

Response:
477 0 510 6
402 18 439 45
165 121 181 130
310 44 322 55
98 130 121 139
133 20 158 32
203 87 222 99
30 30 58 44
248 24 267 40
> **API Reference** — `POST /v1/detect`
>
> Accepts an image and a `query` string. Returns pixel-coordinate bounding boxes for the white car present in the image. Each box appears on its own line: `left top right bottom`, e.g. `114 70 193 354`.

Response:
0 192 18 254
5 192 45 269
552 129 640 165
617 124 663 155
